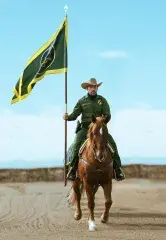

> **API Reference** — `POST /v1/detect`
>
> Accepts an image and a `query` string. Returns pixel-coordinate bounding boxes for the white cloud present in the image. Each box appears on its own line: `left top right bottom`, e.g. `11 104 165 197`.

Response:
110 106 166 158
0 106 76 163
99 50 127 59
0 104 165 164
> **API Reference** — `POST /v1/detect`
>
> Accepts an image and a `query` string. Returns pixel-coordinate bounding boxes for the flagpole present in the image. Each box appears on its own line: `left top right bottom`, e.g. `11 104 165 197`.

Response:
64 4 68 187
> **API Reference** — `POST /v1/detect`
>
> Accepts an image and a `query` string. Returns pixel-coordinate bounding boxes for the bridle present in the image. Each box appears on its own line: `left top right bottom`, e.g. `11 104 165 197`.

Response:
91 122 108 163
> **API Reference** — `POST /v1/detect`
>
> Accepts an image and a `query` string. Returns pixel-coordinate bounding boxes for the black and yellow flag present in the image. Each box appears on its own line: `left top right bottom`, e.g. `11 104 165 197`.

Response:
11 17 68 104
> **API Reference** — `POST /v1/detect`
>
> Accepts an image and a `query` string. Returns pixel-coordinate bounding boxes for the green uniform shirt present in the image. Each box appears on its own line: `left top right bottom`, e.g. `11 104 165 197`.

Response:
67 94 111 126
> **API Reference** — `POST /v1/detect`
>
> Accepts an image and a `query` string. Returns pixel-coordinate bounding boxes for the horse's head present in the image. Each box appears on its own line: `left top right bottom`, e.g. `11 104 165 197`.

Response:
87 114 110 162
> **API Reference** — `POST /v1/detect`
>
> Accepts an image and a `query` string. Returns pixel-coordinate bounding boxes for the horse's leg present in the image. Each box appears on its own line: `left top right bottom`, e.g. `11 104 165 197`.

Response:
72 179 82 220
84 181 97 231
101 180 113 223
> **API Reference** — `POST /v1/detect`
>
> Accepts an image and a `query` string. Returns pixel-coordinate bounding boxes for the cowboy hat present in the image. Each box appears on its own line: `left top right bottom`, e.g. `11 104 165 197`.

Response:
81 78 103 89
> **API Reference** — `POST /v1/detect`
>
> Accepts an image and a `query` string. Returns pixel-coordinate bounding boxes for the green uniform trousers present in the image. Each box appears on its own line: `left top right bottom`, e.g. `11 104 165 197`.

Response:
70 127 122 170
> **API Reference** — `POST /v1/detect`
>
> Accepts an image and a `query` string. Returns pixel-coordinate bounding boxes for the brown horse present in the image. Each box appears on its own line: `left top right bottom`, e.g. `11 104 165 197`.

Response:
67 115 114 231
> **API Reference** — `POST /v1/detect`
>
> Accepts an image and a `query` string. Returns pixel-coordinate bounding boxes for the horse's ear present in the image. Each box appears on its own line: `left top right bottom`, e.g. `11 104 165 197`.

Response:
91 114 96 123
103 115 111 124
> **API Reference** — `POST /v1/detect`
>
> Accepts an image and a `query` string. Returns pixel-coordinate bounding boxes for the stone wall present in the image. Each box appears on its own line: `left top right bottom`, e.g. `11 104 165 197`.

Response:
0 164 165 182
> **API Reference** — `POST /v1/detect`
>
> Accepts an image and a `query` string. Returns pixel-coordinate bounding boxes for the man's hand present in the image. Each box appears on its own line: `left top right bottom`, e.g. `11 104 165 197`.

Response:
63 113 69 120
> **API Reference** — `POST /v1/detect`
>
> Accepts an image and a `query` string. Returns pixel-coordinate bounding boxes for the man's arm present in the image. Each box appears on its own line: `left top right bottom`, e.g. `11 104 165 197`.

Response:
102 98 111 123
67 100 82 121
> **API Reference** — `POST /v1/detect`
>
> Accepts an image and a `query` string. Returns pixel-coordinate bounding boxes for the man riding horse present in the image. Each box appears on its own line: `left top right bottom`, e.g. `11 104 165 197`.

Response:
63 78 125 181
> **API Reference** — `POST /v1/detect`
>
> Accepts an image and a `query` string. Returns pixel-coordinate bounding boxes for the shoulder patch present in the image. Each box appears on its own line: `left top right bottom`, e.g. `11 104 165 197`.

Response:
97 99 103 105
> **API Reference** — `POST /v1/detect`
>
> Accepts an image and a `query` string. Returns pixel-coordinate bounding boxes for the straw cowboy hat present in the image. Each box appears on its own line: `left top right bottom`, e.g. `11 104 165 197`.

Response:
81 78 103 89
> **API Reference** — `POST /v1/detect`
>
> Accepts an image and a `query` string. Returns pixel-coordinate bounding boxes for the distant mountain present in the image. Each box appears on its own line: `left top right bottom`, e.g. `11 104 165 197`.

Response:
0 159 63 169
122 157 166 165
0 157 165 169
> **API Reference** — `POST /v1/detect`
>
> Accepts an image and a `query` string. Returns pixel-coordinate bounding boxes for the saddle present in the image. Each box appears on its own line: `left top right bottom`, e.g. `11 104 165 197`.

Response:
66 120 115 166
78 139 115 157
66 139 115 167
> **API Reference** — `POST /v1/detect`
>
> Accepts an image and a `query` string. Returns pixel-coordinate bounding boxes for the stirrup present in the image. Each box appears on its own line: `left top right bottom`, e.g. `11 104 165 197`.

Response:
67 168 77 180
68 173 77 181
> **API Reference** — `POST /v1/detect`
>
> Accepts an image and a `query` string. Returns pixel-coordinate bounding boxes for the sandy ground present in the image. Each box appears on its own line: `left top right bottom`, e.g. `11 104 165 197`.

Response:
0 179 166 240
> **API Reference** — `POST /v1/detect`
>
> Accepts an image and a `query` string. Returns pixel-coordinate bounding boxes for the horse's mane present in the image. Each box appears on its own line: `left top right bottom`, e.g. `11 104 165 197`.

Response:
87 122 96 144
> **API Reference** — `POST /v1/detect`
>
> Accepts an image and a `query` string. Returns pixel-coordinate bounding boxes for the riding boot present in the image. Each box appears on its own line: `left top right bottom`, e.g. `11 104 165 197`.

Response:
107 133 125 181
67 127 88 181
113 153 125 181
67 158 78 180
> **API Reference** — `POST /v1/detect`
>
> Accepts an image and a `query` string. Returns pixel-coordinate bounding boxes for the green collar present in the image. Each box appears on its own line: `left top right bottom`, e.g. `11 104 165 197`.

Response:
87 93 98 100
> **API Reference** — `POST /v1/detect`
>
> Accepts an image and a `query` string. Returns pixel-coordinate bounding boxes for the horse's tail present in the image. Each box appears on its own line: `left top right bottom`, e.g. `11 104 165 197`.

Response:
67 181 85 206
66 186 76 206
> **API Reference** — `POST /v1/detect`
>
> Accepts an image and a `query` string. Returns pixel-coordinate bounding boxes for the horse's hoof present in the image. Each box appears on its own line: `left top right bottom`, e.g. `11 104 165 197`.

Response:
88 221 97 231
101 218 108 223
101 214 109 223
74 213 82 221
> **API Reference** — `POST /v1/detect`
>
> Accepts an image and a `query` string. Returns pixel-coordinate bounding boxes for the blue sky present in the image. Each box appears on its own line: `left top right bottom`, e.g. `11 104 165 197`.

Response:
0 0 166 167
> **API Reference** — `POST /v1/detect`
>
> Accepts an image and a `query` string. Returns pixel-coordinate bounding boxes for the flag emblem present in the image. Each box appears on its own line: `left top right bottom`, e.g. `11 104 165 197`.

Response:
36 45 56 78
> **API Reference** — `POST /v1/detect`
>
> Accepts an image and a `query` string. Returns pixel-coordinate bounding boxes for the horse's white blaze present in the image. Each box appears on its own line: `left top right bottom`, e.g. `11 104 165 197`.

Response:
88 221 97 231
100 127 103 135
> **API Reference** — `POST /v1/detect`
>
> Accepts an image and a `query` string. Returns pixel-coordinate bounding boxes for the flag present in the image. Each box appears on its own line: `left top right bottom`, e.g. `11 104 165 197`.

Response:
11 17 68 104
